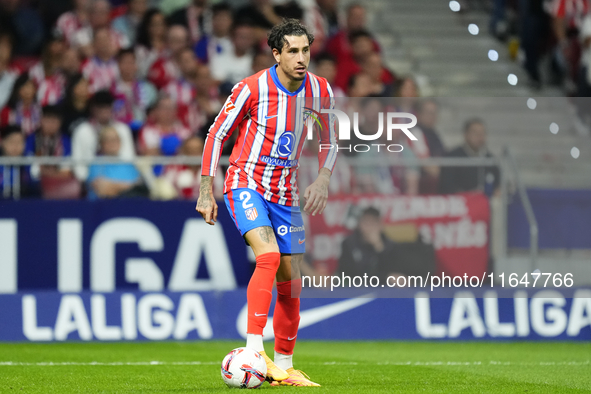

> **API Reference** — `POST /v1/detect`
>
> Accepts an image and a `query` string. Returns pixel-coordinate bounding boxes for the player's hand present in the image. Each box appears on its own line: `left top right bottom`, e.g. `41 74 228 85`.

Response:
196 191 218 225
303 173 330 216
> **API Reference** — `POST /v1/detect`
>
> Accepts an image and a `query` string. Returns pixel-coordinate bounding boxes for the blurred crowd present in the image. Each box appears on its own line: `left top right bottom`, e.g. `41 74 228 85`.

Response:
488 0 591 97
0 0 498 200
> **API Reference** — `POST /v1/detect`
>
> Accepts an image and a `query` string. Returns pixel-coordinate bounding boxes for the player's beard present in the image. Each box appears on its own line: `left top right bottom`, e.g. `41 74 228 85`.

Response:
290 66 307 81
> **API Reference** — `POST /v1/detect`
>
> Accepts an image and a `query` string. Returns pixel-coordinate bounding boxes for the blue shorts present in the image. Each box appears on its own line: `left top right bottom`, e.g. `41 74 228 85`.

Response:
224 188 305 254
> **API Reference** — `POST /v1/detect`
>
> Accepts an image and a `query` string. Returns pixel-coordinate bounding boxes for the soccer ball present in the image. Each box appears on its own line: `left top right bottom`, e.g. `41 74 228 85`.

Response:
220 347 267 389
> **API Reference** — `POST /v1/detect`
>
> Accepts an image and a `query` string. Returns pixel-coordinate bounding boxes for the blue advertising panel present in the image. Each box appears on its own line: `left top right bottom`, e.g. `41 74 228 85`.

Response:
0 289 589 342
0 199 251 293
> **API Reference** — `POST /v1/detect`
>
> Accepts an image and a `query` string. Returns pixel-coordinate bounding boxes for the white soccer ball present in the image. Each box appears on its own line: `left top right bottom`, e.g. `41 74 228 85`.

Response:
221 347 267 389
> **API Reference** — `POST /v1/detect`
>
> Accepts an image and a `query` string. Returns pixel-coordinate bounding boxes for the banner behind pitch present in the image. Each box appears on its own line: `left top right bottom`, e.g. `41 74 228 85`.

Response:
0 289 589 341
0 200 251 293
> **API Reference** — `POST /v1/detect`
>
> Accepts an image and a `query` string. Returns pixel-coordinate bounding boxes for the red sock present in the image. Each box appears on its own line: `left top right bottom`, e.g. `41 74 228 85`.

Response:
273 278 301 355
247 252 281 335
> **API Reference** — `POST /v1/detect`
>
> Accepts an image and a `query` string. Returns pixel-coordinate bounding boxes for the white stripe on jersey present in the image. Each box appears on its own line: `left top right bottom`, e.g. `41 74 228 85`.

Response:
209 83 251 175
244 72 269 192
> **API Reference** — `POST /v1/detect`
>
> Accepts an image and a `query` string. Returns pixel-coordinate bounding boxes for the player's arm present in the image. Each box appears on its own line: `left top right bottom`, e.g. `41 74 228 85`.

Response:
304 84 337 216
196 81 251 225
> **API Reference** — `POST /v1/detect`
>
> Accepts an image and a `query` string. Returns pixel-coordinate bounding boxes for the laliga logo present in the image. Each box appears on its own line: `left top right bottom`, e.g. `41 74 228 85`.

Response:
304 108 418 153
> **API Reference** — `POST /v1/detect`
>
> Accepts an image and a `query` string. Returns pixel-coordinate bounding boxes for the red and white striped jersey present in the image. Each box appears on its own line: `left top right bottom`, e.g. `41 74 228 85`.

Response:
148 57 180 90
82 57 119 93
55 12 87 45
29 63 66 106
163 79 204 132
201 65 337 206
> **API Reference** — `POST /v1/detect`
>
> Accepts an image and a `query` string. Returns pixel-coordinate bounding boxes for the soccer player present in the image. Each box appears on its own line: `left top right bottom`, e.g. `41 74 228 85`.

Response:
196 19 336 387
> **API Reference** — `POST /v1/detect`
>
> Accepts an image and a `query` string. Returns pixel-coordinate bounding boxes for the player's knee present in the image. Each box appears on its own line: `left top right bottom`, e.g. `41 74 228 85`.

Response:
255 251 281 272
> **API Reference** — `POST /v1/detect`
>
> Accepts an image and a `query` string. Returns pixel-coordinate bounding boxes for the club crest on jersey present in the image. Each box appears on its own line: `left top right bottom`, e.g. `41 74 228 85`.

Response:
245 207 258 221
225 101 236 114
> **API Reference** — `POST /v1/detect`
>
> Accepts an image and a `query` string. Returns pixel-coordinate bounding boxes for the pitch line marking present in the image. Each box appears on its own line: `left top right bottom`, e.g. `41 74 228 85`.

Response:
0 361 588 367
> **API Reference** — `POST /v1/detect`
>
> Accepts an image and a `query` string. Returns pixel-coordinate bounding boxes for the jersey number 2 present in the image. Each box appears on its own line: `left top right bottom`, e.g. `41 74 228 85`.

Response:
240 191 253 209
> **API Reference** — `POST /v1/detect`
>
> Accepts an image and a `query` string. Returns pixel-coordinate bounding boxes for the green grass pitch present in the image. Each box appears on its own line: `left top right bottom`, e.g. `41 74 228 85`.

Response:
0 341 589 393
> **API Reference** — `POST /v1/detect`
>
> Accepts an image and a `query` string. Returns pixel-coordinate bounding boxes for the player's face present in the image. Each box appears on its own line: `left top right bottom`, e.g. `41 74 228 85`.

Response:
275 35 310 81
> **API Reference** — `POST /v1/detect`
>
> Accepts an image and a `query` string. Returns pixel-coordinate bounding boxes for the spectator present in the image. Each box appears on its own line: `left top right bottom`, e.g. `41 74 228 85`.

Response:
147 25 189 89
326 4 380 64
71 90 135 181
414 99 446 158
55 0 90 46
163 47 202 132
0 125 36 198
87 125 141 200
393 76 419 114
193 2 233 65
81 27 120 93
334 30 376 92
316 0 341 37
338 207 398 280
361 52 396 96
313 53 346 97
0 0 44 55
235 0 282 42
71 0 130 58
192 64 222 122
302 0 329 57
167 0 212 45
0 73 41 136
29 37 67 106
352 96 419 195
111 48 157 129
439 118 500 196
0 33 17 109
112 0 148 45
411 99 446 194
161 135 223 199
61 48 83 79
346 71 373 97
138 95 191 156
61 74 91 137
210 23 255 85
25 104 72 182
135 8 168 77
252 51 275 74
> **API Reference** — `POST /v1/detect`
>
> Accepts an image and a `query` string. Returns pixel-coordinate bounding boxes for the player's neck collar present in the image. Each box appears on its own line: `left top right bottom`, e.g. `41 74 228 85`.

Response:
270 64 306 96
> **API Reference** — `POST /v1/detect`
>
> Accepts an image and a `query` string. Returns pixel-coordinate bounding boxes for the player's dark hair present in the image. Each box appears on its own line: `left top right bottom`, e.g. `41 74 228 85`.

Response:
464 117 485 133
267 18 314 54
42 104 62 118
0 125 22 140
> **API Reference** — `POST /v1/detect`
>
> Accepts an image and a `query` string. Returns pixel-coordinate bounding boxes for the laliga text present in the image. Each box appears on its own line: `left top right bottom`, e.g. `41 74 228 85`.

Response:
302 272 575 292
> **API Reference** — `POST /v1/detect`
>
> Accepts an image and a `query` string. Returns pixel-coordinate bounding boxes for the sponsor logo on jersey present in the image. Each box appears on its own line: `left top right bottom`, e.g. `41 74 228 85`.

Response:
245 207 258 221
260 156 298 167
225 101 236 114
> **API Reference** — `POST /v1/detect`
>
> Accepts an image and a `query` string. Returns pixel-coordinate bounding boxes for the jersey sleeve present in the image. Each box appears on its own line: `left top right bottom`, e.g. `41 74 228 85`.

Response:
201 81 252 177
318 82 338 173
